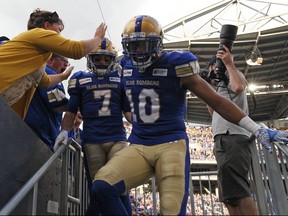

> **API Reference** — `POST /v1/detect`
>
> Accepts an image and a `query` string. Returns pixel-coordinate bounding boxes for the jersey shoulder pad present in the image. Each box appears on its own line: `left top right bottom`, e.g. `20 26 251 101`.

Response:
109 68 121 78
119 56 132 68
112 63 122 77
161 51 200 77
163 51 198 65
70 70 87 79
68 70 87 89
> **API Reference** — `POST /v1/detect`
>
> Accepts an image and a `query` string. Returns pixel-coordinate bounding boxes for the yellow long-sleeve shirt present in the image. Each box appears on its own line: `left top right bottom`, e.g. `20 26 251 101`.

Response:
0 28 85 118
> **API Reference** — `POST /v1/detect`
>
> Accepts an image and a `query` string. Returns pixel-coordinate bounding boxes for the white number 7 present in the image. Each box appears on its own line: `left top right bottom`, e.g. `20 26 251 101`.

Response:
93 89 111 116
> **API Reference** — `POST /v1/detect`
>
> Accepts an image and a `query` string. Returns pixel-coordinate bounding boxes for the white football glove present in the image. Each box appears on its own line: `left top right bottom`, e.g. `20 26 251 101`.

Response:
53 130 69 152
238 117 288 154
256 124 288 153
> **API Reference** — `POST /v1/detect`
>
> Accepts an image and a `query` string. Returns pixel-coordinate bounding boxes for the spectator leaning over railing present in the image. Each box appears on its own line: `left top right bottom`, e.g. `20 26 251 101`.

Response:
0 8 106 119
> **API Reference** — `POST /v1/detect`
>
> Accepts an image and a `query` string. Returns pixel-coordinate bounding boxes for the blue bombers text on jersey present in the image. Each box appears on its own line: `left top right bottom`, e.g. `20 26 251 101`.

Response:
120 51 199 145
67 70 130 144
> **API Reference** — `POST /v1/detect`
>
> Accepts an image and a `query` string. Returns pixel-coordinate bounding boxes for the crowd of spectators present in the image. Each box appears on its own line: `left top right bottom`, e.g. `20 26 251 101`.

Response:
189 193 229 215
128 190 229 216
129 192 157 216
187 125 215 161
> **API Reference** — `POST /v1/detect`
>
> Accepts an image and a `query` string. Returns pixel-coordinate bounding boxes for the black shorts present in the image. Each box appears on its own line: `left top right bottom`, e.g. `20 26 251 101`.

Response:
213 134 252 202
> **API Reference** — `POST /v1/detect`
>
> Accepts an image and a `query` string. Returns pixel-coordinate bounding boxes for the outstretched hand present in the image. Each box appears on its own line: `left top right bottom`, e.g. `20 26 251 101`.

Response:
61 66 74 80
272 130 288 143
94 23 107 41
256 123 288 153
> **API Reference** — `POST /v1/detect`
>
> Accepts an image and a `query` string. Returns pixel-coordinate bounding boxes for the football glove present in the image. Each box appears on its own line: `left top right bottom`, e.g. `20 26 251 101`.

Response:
256 125 288 153
53 130 69 152
273 130 288 143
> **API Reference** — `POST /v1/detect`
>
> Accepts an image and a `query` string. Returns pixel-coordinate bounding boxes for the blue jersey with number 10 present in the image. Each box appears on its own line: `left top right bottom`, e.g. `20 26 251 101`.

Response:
120 51 199 145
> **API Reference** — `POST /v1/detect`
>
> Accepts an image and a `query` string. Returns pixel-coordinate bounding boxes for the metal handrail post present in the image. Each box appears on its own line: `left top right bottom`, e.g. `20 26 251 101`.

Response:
151 176 157 215
250 139 270 215
60 145 69 215
32 182 38 215
263 143 288 215
189 174 196 216
0 144 67 215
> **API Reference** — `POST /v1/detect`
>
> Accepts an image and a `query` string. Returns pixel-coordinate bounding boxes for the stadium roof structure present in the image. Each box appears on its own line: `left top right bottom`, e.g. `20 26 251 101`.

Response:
162 0 288 124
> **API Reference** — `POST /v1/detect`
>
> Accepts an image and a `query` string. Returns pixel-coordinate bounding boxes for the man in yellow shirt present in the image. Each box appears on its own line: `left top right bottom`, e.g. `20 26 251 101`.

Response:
0 9 107 118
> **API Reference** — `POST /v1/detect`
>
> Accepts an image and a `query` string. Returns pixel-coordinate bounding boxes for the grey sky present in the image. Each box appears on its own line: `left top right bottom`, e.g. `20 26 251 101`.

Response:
1 0 220 72
2 0 287 74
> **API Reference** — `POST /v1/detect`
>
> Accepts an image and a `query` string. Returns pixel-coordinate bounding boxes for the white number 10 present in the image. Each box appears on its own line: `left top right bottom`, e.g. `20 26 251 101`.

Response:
126 88 160 123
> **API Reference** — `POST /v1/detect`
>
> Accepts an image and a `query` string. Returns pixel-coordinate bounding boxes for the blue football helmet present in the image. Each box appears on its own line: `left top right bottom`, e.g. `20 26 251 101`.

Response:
87 37 117 76
121 15 163 72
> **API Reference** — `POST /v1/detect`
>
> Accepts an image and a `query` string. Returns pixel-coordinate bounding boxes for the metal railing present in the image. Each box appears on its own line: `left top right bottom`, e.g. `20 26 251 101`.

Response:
59 139 89 215
128 140 288 215
0 139 89 215
1 138 287 215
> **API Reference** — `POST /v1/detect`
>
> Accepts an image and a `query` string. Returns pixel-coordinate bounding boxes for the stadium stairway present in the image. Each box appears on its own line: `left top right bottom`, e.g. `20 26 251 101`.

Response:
1 97 288 215
0 97 63 215
0 98 87 215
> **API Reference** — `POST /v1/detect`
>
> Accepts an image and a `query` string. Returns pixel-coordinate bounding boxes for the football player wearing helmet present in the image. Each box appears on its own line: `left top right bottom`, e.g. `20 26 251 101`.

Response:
86 37 118 77
53 38 132 215
91 15 288 215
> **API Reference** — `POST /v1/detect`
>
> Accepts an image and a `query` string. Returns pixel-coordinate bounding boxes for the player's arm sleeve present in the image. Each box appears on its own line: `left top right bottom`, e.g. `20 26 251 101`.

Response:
67 76 81 114
67 94 80 114
47 84 68 109
174 52 200 78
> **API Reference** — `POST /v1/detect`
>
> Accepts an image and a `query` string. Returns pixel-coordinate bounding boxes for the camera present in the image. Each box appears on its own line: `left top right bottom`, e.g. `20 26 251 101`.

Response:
199 68 211 83
199 68 222 85
215 24 238 76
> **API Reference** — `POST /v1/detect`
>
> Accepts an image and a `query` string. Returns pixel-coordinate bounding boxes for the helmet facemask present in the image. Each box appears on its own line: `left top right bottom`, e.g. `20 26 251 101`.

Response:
86 37 117 76
122 35 163 72
121 15 164 73
87 52 116 76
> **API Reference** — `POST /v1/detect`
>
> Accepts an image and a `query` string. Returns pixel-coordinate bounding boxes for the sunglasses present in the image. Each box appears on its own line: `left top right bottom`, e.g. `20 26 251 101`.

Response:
46 11 59 23
45 12 64 31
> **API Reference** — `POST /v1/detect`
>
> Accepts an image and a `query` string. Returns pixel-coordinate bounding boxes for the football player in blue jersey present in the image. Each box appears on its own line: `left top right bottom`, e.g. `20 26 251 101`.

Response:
25 54 73 151
53 37 132 215
88 15 288 215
